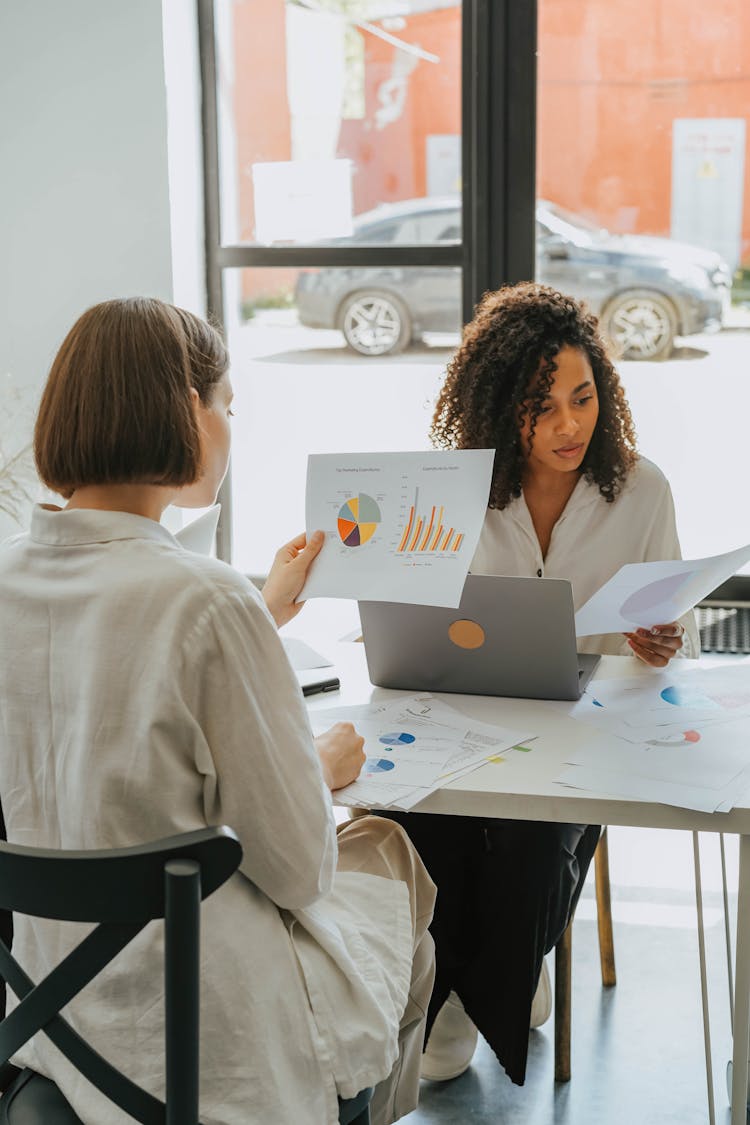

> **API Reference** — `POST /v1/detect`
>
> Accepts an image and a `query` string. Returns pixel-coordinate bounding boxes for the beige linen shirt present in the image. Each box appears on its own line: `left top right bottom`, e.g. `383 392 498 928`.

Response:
0 507 411 1125
471 457 700 658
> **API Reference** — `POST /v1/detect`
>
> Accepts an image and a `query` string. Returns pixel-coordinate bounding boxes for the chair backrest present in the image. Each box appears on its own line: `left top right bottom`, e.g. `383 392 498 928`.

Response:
0 827 242 1125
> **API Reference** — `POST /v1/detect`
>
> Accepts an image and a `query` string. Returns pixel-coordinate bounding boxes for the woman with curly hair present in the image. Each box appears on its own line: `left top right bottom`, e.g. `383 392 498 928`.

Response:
432 281 698 659
388 282 699 1089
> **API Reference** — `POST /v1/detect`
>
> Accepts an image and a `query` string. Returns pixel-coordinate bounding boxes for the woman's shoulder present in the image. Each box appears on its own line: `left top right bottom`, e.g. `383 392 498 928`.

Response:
620 455 671 499
145 543 268 628
171 546 262 596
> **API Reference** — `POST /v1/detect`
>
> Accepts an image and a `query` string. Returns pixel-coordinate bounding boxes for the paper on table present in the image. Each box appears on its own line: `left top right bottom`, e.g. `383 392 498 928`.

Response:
565 720 750 792
301 450 495 607
546 669 750 812
555 764 731 813
313 694 533 810
573 667 750 733
574 542 750 637
339 779 423 809
282 637 333 670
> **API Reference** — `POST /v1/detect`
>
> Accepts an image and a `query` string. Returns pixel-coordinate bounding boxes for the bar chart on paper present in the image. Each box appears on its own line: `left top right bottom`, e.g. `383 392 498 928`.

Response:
396 487 465 554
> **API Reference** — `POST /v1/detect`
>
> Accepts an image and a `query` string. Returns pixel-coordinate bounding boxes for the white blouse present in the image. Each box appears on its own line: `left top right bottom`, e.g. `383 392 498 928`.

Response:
0 507 412 1125
471 457 700 658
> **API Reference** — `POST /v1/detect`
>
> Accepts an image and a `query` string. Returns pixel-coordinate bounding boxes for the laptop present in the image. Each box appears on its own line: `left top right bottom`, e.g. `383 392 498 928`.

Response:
359 574 600 701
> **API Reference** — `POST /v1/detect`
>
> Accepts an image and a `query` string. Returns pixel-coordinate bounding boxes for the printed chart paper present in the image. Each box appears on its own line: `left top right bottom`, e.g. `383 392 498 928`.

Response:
551 667 750 812
567 667 750 734
311 694 533 810
281 637 333 670
574 542 750 637
301 450 494 607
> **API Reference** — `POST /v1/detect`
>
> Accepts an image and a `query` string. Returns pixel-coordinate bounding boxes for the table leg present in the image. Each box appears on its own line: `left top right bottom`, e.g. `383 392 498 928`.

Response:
720 833 735 1035
730 834 750 1125
693 832 715 1125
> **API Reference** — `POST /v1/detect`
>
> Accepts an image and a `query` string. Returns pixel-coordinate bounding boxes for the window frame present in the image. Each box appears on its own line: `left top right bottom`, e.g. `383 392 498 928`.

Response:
197 0 538 563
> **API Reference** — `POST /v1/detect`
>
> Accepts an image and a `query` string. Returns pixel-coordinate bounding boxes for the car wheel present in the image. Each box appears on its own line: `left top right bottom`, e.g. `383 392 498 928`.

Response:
339 291 412 357
602 290 678 361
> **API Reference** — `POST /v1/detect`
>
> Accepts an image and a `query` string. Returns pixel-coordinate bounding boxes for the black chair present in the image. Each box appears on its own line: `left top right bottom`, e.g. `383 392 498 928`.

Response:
0 827 373 1124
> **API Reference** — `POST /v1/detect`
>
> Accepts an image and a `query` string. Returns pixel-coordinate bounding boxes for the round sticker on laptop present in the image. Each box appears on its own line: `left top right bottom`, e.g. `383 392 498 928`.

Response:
447 618 486 650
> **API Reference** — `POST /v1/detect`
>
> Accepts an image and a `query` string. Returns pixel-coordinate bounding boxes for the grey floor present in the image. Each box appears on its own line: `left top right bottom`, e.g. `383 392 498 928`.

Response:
403 846 738 1125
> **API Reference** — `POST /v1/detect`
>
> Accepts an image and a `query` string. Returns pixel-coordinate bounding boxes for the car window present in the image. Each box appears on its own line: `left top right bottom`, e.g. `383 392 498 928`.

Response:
393 216 421 242
354 220 399 243
414 211 461 243
437 222 461 241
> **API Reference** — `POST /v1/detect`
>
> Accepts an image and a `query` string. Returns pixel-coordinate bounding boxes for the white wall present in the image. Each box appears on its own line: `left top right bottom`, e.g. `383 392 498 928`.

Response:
0 0 200 535
163 0 206 315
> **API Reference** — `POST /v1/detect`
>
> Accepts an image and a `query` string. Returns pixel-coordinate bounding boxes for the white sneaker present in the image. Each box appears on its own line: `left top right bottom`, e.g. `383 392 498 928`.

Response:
421 992 479 1081
529 958 552 1029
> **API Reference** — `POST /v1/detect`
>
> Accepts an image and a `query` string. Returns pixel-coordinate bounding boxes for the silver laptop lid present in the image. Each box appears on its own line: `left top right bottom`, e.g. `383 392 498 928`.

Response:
360 574 599 701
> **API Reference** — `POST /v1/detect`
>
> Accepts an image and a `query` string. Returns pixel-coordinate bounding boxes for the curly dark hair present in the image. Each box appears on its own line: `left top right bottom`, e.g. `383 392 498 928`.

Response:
430 282 638 509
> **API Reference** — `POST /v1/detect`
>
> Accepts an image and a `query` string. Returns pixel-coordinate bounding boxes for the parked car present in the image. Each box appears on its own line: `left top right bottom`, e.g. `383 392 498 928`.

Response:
294 197 732 360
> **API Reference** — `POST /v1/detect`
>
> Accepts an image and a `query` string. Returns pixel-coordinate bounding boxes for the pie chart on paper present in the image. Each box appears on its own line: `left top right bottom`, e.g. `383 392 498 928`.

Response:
337 493 382 547
620 570 701 622
365 758 396 775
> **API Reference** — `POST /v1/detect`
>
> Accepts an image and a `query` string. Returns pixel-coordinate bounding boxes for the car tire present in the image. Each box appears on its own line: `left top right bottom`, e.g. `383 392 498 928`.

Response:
601 289 678 361
338 290 412 357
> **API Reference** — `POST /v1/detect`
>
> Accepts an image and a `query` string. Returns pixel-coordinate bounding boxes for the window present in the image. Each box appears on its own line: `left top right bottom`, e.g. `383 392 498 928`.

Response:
202 0 463 573
537 0 750 567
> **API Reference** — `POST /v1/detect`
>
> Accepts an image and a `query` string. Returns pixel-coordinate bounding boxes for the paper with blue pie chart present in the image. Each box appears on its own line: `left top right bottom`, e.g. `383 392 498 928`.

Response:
660 685 721 711
364 757 396 774
574 541 750 636
309 695 532 809
564 665 750 747
362 753 445 786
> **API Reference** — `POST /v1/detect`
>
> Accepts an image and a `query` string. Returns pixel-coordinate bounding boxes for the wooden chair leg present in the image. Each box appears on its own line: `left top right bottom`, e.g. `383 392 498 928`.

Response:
554 921 572 1082
594 828 617 988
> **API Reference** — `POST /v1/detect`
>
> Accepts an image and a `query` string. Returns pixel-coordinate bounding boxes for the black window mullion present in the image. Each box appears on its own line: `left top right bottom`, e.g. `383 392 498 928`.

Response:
215 244 462 270
463 0 537 314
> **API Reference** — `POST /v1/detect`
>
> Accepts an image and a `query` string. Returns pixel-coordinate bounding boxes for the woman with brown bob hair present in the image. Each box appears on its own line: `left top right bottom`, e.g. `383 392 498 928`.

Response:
0 297 436 1125
385 283 698 1088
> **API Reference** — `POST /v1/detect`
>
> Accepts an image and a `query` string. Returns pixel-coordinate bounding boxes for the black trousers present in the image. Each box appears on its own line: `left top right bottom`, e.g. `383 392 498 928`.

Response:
380 811 600 1085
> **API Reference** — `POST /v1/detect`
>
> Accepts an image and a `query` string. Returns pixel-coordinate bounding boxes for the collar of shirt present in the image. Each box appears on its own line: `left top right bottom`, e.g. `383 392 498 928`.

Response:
29 504 180 548
508 473 601 541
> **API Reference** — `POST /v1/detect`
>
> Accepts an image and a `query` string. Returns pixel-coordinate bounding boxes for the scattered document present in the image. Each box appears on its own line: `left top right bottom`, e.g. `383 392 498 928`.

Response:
568 666 750 734
577 724 750 790
301 450 494 607
556 764 740 814
311 694 533 811
574 542 750 636
282 637 334 670
552 666 750 812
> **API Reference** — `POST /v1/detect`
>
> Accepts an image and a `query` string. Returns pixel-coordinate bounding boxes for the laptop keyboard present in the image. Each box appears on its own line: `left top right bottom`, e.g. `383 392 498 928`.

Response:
697 604 750 654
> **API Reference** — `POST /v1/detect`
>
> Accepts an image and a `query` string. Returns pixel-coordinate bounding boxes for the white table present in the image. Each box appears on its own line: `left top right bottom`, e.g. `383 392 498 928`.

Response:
307 644 750 1125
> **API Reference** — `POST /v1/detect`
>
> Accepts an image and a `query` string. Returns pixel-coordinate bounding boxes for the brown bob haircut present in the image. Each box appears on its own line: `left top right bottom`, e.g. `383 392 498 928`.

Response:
34 297 229 499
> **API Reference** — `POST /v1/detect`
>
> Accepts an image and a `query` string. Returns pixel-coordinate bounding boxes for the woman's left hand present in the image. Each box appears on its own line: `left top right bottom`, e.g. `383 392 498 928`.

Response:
624 621 685 668
262 530 324 628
